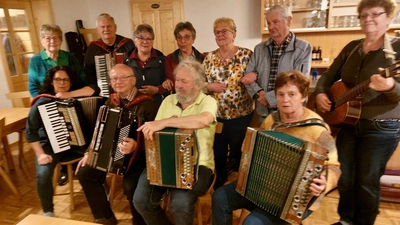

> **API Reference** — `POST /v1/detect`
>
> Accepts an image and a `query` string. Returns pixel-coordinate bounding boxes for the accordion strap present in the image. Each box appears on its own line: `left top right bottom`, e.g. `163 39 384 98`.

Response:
110 93 154 108
30 94 56 106
270 111 327 131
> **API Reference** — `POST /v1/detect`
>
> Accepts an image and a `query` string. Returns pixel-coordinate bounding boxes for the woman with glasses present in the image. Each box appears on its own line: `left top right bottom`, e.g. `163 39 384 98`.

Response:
314 0 400 224
28 24 97 98
202 17 254 189
162 21 205 93
26 65 96 218
125 23 166 106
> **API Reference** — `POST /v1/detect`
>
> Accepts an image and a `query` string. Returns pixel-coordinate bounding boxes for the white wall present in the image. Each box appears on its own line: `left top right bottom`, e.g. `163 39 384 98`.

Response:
51 0 262 53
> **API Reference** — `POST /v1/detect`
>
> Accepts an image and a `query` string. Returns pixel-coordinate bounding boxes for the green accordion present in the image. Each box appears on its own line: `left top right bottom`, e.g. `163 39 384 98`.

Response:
236 127 327 225
145 128 197 189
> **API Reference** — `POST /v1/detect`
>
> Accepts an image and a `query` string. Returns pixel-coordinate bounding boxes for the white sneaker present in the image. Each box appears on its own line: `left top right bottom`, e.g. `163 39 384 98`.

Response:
43 212 55 217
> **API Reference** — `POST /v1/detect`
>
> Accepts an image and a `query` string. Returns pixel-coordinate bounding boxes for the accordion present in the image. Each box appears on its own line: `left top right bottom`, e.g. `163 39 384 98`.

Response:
145 128 197 189
38 97 104 153
87 105 143 175
95 53 124 98
236 128 328 225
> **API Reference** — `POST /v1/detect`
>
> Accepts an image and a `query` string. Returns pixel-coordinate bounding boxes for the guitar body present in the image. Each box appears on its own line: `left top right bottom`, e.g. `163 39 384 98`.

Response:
317 81 361 125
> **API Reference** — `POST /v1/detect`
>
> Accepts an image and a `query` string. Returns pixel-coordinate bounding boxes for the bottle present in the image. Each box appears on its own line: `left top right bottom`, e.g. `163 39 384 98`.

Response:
312 46 317 60
311 68 318 81
317 46 322 60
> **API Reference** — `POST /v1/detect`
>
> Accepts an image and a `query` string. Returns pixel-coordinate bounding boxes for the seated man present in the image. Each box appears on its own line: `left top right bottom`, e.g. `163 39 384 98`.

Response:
75 64 158 225
133 60 218 225
212 70 336 225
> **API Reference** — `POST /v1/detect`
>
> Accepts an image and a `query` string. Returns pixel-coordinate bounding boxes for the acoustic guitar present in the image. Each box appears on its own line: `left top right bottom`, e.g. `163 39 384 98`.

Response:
316 61 400 125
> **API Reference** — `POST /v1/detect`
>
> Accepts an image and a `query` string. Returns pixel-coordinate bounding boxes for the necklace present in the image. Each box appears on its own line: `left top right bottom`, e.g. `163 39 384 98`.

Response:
218 48 232 66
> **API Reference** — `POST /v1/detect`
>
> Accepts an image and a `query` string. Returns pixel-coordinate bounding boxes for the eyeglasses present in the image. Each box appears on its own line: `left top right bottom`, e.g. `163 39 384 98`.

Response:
53 78 70 83
136 37 154 43
176 35 192 41
358 12 386 20
214 29 233 36
110 75 134 82
43 36 61 42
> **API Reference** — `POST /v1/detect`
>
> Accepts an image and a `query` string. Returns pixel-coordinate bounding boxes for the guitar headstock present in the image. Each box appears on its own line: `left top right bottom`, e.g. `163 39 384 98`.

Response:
385 60 400 78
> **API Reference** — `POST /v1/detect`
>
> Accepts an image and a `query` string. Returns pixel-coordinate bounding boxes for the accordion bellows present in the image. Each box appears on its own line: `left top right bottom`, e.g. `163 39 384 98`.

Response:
236 128 327 225
145 128 196 190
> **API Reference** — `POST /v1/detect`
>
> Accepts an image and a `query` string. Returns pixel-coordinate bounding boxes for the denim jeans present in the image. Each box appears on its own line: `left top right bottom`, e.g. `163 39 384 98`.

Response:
214 112 254 181
212 181 313 225
133 166 213 225
35 144 84 213
336 119 400 225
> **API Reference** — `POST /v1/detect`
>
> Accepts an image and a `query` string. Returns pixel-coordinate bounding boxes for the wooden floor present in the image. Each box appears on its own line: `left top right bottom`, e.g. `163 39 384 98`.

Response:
1 141 400 225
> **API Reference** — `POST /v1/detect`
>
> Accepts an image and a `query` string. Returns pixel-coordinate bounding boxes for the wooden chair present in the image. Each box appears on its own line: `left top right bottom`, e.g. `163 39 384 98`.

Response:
5 91 32 166
161 169 217 225
52 155 83 211
79 28 99 46
0 117 21 199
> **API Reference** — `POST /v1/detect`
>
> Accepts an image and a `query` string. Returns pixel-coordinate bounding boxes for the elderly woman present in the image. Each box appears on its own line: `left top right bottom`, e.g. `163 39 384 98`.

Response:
212 70 331 225
28 24 96 98
203 17 254 189
315 0 400 224
162 21 205 92
125 23 166 106
26 65 95 217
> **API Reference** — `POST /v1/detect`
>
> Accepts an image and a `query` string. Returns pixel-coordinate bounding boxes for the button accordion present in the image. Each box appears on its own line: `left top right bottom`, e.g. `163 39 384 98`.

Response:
145 128 197 190
38 96 104 153
236 127 328 225
87 105 144 175
94 53 124 97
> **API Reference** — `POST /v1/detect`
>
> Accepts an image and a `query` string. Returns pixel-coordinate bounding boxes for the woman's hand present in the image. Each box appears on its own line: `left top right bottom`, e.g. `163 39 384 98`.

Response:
75 154 89 175
37 153 53 165
240 72 257 85
162 79 174 91
207 82 226 93
55 92 73 99
118 137 137 155
139 85 158 95
309 174 326 197
315 93 332 113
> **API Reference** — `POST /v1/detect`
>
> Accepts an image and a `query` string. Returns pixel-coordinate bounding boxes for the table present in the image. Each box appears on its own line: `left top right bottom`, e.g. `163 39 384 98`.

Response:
17 214 96 225
0 107 30 170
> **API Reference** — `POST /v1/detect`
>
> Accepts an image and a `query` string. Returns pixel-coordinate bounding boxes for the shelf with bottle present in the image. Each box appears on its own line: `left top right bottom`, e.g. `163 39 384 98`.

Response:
261 0 329 32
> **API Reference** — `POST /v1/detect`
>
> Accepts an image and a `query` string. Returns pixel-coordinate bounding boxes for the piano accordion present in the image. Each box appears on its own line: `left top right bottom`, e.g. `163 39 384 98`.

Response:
145 128 196 190
236 128 328 225
94 53 124 97
87 105 142 175
38 97 104 153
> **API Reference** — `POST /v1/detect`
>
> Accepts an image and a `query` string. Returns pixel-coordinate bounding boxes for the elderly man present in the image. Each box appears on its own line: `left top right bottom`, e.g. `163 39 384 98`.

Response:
83 13 135 96
76 64 157 225
241 4 312 124
133 60 217 225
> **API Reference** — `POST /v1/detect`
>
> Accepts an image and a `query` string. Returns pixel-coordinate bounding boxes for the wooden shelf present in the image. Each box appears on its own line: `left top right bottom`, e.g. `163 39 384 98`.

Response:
311 61 331 68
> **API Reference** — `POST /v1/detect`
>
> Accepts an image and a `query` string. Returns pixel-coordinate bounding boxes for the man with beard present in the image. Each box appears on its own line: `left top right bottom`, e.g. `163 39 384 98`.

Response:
134 60 218 225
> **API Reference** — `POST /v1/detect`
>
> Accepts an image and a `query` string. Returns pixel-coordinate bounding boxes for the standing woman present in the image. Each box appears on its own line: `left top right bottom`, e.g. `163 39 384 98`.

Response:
314 0 400 224
125 24 166 106
28 24 96 98
162 21 205 92
26 65 94 217
203 17 254 189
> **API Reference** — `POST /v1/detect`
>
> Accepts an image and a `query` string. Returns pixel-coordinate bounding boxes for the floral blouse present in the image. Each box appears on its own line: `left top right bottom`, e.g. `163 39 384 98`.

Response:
203 47 254 119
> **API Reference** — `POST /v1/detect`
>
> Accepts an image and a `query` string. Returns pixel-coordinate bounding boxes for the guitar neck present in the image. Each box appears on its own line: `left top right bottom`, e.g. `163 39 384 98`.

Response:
335 78 370 107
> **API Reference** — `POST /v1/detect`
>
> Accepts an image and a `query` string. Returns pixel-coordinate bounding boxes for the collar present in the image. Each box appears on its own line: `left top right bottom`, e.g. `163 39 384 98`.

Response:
40 49 68 65
114 87 138 104
130 48 158 60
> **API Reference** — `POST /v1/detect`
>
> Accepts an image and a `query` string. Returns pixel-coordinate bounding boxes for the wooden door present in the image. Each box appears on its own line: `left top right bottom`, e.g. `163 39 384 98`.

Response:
0 0 41 92
131 0 184 55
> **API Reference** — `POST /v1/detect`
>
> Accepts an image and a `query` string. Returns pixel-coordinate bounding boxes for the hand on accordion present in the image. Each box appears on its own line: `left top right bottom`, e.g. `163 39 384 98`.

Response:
54 92 73 99
309 174 327 197
37 153 53 166
138 121 164 140
118 137 137 155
